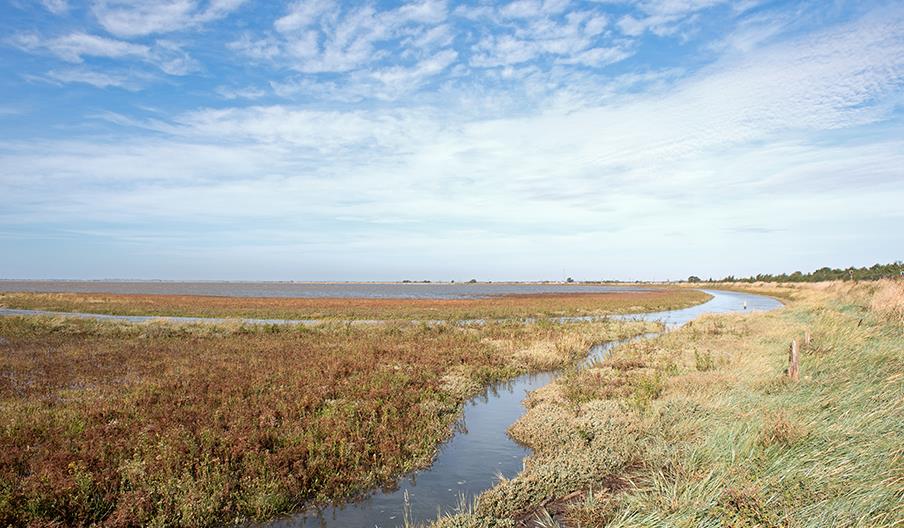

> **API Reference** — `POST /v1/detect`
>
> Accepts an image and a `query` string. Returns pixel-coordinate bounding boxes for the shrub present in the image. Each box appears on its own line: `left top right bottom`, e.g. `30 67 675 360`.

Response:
694 348 715 371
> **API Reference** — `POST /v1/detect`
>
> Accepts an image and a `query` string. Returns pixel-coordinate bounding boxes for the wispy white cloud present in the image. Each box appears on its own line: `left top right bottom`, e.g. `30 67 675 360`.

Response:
0 105 27 116
500 0 571 19
215 85 268 100
274 0 334 33
10 32 148 63
370 48 459 94
226 33 281 61
8 32 199 76
557 44 632 66
403 23 456 50
36 68 139 89
277 3 450 74
616 0 730 37
262 0 625 78
397 0 449 24
710 11 789 53
211 0 739 111
470 8 623 67
92 0 247 37
41 0 69 15
151 40 199 75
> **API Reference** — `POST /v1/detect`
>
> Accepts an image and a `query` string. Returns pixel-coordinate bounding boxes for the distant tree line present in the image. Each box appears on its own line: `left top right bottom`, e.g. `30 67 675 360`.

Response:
690 261 903 283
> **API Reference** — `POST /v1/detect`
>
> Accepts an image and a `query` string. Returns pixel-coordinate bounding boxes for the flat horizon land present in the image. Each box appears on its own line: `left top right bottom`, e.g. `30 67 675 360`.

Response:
0 285 709 321
0 279 650 283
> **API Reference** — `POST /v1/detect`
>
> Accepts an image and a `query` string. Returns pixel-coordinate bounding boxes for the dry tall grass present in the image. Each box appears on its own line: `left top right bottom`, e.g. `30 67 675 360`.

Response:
430 281 904 527
866 280 904 324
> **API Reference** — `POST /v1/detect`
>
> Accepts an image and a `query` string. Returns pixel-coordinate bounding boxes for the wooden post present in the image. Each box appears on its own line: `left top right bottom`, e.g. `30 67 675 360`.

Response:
804 330 811 348
788 339 800 381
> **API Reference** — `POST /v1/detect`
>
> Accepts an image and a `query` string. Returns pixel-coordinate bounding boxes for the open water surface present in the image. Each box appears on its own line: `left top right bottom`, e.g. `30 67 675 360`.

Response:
0 280 647 299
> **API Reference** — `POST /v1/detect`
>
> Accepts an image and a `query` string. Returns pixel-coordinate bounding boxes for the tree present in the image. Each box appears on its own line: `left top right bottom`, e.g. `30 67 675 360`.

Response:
720 262 902 282
687 276 701 283
566 277 575 283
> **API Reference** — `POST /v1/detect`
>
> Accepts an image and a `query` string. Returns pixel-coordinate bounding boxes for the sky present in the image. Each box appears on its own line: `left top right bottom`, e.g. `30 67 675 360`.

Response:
0 0 902 282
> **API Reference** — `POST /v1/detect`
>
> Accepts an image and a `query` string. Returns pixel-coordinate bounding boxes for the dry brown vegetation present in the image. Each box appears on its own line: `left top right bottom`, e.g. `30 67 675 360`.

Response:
0 289 710 321
432 280 904 528
0 308 659 527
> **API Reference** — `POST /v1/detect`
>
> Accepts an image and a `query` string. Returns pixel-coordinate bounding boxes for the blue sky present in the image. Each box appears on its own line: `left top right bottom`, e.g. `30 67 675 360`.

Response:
1 0 902 281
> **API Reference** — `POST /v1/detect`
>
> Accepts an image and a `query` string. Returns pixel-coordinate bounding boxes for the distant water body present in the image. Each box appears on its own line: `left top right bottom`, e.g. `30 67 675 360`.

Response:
0 281 648 299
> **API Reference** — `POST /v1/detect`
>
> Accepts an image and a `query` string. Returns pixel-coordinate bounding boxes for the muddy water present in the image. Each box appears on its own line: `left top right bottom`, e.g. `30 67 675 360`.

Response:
270 289 782 527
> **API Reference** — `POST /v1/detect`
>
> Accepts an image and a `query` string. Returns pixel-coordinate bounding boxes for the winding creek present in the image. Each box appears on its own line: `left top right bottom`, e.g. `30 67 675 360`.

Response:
0 289 782 527
273 290 781 527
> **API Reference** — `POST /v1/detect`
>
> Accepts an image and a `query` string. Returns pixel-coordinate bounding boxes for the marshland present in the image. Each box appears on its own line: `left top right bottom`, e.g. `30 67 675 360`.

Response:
3 1 903 526
0 287 710 322
0 285 697 526
4 279 900 527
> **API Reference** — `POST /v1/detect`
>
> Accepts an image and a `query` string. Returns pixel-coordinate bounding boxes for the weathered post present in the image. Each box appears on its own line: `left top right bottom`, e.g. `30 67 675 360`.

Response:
804 330 811 348
788 339 800 381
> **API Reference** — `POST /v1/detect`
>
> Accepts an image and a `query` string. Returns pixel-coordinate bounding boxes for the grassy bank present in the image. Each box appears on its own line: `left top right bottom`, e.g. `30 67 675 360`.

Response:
431 281 903 527
0 311 660 527
0 289 710 322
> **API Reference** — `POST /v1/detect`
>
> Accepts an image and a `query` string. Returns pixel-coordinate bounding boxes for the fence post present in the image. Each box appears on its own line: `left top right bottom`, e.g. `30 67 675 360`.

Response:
788 339 800 381
804 330 811 348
